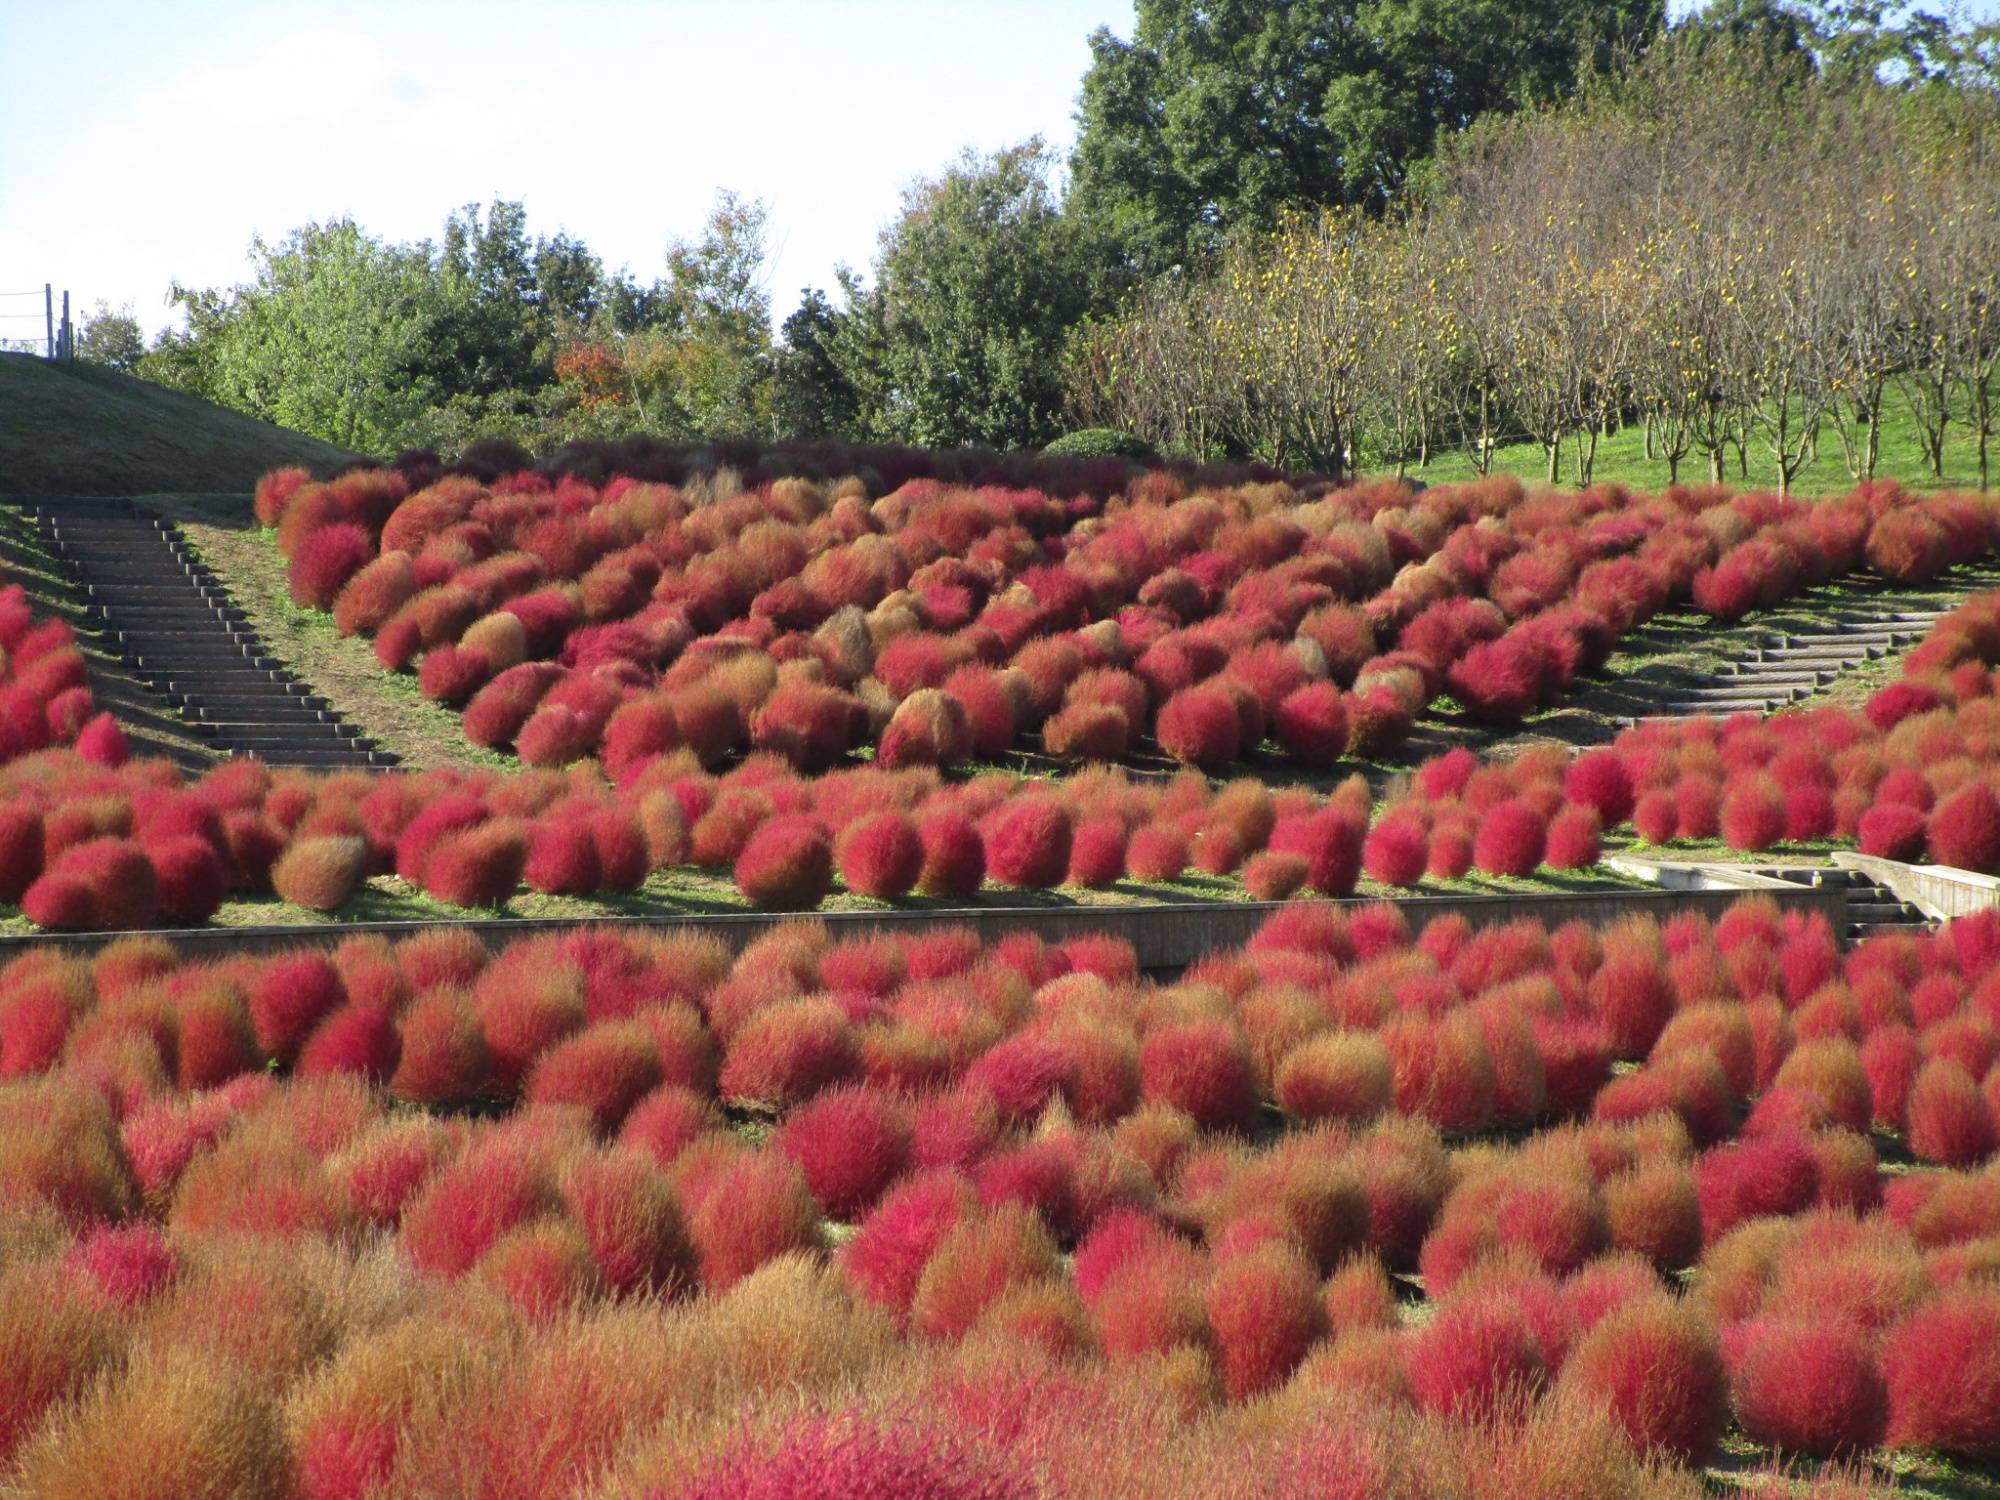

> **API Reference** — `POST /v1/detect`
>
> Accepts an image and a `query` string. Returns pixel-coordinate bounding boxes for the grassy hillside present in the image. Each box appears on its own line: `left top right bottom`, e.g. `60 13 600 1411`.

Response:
0 353 358 496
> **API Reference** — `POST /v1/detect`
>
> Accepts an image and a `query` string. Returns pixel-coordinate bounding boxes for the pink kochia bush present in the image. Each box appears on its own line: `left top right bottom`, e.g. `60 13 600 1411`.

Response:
44 523 2000 932
255 456 2000 791
3 895 2000 1488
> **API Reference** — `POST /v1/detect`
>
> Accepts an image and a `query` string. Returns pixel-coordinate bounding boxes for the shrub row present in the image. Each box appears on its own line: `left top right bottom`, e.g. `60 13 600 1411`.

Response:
1373 590 2000 872
259 460 1992 783
1 898 1997 1494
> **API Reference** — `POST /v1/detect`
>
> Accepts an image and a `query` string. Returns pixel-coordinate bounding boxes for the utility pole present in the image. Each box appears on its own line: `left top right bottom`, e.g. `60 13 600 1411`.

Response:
44 284 53 359
60 290 71 360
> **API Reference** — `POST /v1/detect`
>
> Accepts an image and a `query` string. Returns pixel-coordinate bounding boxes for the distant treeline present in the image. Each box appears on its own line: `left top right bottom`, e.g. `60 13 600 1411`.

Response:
80 0 2000 472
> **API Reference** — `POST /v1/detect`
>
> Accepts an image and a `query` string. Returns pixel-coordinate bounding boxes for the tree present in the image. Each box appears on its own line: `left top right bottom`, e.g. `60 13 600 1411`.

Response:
142 219 452 452
771 288 860 438
75 302 145 372
829 141 1115 449
1068 0 1666 274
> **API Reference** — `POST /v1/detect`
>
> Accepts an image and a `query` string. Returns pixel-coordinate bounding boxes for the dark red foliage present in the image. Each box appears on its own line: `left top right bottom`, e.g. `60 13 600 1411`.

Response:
1732 1318 1888 1456
1274 682 1348 764
296 1003 402 1084
1139 1018 1258 1132
916 809 985 898
1859 802 1930 862
985 799 1071 889
1929 782 2000 873
290 523 375 610
773 1085 912 1221
1155 684 1241 768
1696 1129 1820 1238
1406 1294 1548 1422
735 816 834 911
1363 810 1428 888
1564 750 1635 828
838 812 924 899
1473 800 1547 877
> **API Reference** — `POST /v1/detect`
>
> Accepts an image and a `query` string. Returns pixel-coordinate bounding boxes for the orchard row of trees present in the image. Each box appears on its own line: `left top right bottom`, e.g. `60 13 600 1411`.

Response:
1069 26 2000 491
83 0 2000 470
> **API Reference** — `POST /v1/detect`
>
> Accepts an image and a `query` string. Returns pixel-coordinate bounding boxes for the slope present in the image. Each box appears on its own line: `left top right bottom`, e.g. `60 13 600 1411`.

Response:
0 352 359 495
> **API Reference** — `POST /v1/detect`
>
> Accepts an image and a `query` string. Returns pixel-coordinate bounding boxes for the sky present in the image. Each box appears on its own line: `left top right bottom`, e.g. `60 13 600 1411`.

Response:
3 1 1996 348
0 0 1134 342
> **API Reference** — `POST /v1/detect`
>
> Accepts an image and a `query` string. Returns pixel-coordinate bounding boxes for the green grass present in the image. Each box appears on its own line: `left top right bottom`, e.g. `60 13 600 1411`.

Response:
0 353 358 497
1386 385 1992 498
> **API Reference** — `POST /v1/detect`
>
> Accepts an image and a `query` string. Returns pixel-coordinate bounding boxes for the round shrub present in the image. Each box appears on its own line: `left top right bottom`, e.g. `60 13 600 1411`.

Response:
289 523 375 611
735 816 834 912
837 812 924 900
1559 1296 1726 1463
1859 802 1929 862
1929 782 2000 874
986 800 1072 890
1156 684 1242 768
1274 683 1348 764
1473 800 1547 878
1731 1318 1888 1457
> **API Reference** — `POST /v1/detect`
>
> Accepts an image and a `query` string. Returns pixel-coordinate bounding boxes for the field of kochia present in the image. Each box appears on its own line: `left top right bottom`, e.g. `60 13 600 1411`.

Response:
7 576 2000 932
0 895 1996 1497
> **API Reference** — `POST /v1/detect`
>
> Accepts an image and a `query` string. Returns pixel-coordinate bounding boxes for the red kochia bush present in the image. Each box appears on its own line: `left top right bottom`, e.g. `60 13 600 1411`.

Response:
423 822 529 909
1929 782 2000 873
672 1412 1033 1500
290 523 376 610
1544 806 1602 870
1880 1288 2000 1459
734 816 834 911
1363 810 1428 889
1722 775 1788 852
679 1147 821 1291
22 838 158 932
1155 684 1241 768
1859 802 1930 862
719 998 858 1109
523 1021 662 1132
772 1084 912 1221
1274 682 1348 764
986 799 1071 889
1731 1318 1888 1456
1204 1245 1328 1399
1905 1059 1997 1167
248 951 346 1063
1406 1295 1548 1422
839 1170 978 1320
1552 1296 1728 1464
1139 1018 1259 1132
1564 749 1635 828
145 834 227 924
1473 800 1546 878
1696 1130 1820 1239
837 812 923 900
916 810 984 898
296 1003 402 1084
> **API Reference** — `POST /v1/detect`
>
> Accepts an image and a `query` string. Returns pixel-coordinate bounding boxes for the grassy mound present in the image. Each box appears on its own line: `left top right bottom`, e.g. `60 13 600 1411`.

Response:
0 353 356 495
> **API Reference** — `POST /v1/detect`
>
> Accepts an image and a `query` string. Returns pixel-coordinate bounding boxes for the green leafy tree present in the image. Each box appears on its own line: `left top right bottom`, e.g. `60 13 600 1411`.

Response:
827 141 1115 448
612 192 777 437
771 287 861 438
75 302 145 372
142 219 452 452
1068 0 1666 273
